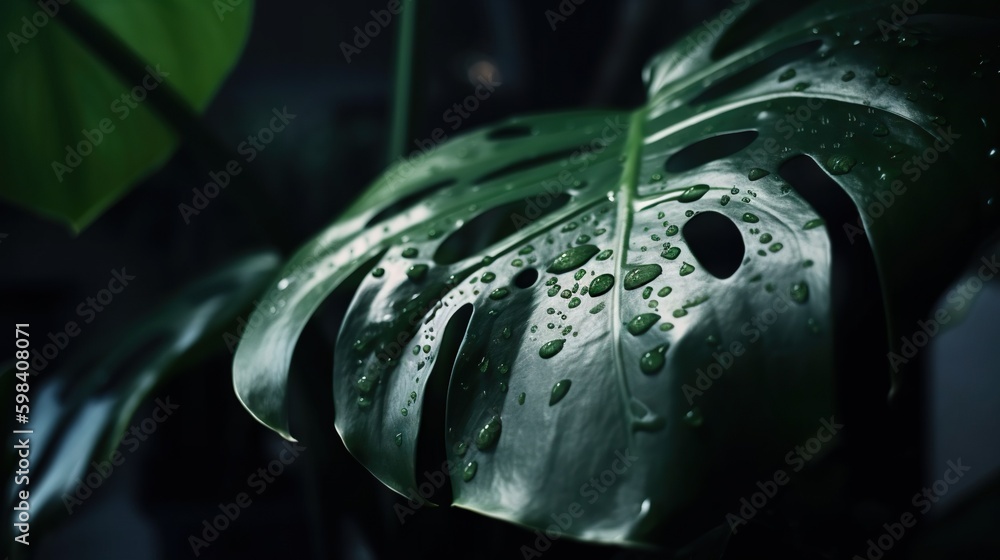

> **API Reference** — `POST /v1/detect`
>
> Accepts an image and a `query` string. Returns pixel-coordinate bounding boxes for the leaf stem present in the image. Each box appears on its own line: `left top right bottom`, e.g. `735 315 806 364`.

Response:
387 0 420 165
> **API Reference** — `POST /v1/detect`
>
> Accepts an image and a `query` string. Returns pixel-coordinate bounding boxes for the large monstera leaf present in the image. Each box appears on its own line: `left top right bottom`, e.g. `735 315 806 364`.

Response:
234 0 1000 546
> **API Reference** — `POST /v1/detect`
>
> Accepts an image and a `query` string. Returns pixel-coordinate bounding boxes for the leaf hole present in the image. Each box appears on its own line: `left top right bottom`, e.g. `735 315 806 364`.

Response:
413 303 474 505
711 1 822 60
433 194 571 265
682 211 745 279
487 125 534 140
513 268 539 289
691 40 823 106
665 131 759 174
366 178 457 227
473 149 579 186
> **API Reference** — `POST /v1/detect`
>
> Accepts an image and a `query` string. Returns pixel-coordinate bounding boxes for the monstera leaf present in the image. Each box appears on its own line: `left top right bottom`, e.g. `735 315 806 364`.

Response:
3 253 279 533
234 0 1000 546
0 0 254 230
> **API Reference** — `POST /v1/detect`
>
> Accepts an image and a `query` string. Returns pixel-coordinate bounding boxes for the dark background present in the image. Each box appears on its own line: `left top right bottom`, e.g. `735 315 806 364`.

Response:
2 1 998 559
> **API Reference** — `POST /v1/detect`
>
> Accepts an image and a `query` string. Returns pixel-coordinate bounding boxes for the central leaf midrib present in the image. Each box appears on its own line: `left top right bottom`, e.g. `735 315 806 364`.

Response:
610 109 648 443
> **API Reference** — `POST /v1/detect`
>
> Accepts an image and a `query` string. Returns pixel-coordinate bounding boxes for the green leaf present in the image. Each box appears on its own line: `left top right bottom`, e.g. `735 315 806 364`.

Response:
234 0 1000 545
5 252 279 528
0 0 253 230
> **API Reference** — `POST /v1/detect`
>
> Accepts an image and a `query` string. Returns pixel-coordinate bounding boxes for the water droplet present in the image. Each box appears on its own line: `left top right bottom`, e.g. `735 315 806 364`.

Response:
640 344 668 374
478 357 490 373
661 247 681 260
872 125 889 137
568 297 581 308
589 274 615 296
748 168 770 181
683 407 704 427
759 233 773 243
539 339 566 359
628 313 661 335
475 415 502 450
518 392 526 405
678 262 695 276
401 407 408 416
793 82 810 91
455 441 467 456
803 218 824 230
596 249 613 261
356 375 375 392
678 184 710 202
742 213 760 223
358 396 372 408
790 281 810 303
841 70 856 82
519 245 535 255
666 225 679 236
672 308 688 318
395 433 403 446
769 242 784 253
402 247 419 258
590 302 606 314
826 155 856 175
550 380 572 405
490 287 510 300
463 461 478 482
481 272 496 283
720 195 731 206
624 264 662 290
407 264 429 281
548 245 600 273
658 286 672 297
778 68 796 82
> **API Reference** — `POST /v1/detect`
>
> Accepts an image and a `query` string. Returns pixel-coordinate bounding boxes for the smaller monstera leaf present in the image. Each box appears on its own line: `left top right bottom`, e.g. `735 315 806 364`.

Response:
5 253 278 530
0 0 254 230
234 0 1000 546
